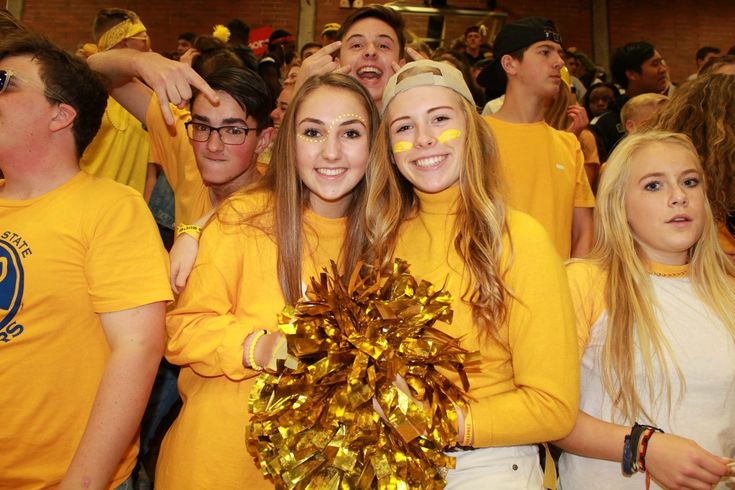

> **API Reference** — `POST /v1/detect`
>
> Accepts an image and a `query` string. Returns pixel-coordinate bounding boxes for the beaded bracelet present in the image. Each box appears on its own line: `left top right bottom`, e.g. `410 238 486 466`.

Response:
247 329 267 371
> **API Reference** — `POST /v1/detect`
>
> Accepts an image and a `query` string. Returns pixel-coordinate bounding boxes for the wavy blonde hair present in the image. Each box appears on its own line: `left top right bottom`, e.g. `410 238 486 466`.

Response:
222 73 379 304
588 130 735 422
364 90 511 336
646 74 735 224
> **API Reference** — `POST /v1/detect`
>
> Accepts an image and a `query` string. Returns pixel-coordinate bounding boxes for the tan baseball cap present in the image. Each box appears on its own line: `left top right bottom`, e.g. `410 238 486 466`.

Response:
381 60 474 115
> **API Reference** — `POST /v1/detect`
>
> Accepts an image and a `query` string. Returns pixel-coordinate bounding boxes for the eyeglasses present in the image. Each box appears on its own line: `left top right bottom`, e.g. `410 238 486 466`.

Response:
0 69 68 103
184 121 255 145
126 32 151 50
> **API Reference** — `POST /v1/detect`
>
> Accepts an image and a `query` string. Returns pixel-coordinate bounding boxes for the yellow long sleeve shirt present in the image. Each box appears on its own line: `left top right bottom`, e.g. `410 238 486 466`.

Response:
159 191 346 489
146 94 212 227
393 186 579 448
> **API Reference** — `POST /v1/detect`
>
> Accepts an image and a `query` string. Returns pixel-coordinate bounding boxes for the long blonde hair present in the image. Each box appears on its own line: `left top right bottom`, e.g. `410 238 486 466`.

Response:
364 90 511 336
222 73 379 304
588 130 735 422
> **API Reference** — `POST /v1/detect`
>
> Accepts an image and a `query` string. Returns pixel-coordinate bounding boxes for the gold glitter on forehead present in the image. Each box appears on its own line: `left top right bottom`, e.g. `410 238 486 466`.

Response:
330 112 367 128
297 112 368 144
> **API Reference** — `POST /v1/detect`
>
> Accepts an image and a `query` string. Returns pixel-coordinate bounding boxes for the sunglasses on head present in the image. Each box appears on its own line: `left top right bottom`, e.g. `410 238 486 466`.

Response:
0 68 68 103
0 69 15 95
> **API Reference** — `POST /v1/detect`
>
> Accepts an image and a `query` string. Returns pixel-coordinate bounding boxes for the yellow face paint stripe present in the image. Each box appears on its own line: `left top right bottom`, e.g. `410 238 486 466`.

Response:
392 141 413 153
437 129 461 144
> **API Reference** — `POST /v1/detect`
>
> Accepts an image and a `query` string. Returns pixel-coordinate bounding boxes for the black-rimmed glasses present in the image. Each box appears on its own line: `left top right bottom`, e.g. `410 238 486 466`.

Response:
184 121 255 145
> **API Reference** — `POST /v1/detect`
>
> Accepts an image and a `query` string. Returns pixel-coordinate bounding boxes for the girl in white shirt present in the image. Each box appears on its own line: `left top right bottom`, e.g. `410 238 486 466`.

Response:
557 130 735 490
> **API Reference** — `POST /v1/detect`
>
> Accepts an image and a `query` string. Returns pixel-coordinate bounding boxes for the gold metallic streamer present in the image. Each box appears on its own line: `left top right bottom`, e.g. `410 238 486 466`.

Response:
248 259 480 489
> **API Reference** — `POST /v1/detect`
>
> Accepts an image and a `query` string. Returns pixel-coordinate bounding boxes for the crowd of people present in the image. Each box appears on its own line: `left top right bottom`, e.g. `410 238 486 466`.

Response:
0 4 734 490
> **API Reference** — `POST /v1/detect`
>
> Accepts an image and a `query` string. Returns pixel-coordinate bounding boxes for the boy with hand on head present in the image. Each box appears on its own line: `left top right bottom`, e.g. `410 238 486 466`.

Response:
482 17 595 259
296 4 423 111
87 38 273 235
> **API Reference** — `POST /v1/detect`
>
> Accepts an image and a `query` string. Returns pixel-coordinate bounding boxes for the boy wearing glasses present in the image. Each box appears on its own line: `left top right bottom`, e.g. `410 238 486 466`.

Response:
87 47 273 235
480 17 595 259
0 33 171 488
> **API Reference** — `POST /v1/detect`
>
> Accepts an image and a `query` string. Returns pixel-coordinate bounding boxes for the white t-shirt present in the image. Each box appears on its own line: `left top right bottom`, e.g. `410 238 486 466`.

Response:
560 263 735 490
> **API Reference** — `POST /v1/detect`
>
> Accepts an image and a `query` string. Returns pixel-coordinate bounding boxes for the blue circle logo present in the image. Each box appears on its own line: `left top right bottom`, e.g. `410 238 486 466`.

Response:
0 240 24 330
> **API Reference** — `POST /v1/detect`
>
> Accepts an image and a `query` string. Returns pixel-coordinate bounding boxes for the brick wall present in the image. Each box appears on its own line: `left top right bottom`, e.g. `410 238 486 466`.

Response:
19 0 730 83
608 0 735 83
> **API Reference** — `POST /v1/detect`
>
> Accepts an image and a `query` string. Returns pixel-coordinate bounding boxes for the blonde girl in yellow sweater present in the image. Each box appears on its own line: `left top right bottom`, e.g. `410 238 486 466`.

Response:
364 60 580 488
160 73 378 489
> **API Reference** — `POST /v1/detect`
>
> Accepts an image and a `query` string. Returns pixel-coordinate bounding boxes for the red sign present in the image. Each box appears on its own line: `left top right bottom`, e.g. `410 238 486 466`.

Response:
249 26 272 56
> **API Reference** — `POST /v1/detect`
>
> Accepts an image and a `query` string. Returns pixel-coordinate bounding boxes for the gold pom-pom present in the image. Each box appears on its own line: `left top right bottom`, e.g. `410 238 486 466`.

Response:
248 259 480 489
212 24 230 44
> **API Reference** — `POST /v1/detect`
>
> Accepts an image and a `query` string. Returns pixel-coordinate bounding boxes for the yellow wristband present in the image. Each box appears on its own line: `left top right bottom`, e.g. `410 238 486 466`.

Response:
247 329 267 371
461 403 473 447
176 224 202 240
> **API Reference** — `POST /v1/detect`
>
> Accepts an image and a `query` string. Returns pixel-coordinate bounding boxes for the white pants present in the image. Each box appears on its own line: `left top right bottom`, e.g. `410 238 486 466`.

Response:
445 444 544 489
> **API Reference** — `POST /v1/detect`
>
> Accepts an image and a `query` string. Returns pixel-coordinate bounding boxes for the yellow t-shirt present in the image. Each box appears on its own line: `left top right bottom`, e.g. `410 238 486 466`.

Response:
80 96 150 196
146 94 212 227
394 186 579 448
0 171 172 489
484 116 596 259
159 191 347 488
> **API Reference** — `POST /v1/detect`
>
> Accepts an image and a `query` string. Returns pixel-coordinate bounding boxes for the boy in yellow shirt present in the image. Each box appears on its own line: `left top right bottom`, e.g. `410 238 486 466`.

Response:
481 17 595 259
0 33 171 488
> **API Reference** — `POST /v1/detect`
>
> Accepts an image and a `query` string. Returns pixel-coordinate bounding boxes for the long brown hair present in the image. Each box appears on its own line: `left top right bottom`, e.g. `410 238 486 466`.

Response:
223 73 379 304
647 73 735 224
364 89 511 336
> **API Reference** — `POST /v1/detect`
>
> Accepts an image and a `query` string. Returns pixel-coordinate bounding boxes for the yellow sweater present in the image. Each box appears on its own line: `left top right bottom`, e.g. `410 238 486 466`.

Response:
394 186 579 448
159 191 346 489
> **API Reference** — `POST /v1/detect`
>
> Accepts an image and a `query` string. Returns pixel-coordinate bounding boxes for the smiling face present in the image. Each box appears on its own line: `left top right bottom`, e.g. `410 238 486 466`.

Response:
338 17 401 106
625 141 705 265
387 85 466 194
295 86 370 218
190 90 262 187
